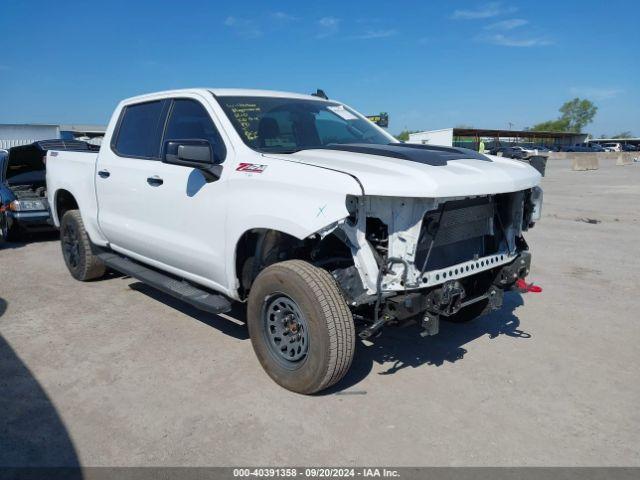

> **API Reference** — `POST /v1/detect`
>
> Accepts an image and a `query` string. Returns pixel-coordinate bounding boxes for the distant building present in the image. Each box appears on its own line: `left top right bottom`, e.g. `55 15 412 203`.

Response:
0 123 105 150
408 127 587 150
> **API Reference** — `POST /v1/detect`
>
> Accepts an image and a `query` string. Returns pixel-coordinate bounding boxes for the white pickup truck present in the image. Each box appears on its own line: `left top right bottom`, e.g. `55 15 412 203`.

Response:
46 88 542 394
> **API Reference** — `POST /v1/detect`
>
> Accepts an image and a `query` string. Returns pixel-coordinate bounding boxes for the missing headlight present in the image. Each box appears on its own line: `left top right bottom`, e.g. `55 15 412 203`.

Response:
530 186 543 223
345 195 359 226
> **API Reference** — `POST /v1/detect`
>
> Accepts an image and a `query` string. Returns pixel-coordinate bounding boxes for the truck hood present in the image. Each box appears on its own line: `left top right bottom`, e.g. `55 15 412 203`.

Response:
266 144 541 197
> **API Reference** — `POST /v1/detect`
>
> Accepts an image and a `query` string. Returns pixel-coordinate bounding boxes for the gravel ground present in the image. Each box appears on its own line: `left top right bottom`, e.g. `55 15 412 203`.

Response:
1 159 639 467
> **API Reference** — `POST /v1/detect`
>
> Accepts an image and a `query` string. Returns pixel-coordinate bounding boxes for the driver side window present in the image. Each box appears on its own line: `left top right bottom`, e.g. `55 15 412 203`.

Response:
163 99 227 162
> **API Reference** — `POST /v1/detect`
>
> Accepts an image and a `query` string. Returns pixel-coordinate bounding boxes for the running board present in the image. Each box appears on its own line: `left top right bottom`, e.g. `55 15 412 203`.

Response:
97 252 232 315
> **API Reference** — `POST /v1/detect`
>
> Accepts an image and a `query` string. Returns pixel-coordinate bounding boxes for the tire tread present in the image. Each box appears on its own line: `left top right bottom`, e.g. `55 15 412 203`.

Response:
61 210 105 281
251 260 355 393
287 261 355 389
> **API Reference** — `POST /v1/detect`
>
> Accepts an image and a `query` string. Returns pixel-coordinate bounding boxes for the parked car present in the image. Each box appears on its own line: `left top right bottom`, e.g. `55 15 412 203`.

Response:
588 143 606 152
509 145 538 158
602 142 622 152
569 143 606 152
532 145 551 153
561 144 592 152
46 88 543 394
621 144 637 152
0 139 96 241
494 146 527 159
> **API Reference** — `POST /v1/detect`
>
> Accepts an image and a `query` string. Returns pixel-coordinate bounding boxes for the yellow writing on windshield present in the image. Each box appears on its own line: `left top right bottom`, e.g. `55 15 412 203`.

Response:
230 103 261 141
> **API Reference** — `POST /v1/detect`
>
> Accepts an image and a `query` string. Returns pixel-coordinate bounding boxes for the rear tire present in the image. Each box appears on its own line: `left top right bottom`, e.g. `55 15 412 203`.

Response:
247 260 355 394
60 210 106 281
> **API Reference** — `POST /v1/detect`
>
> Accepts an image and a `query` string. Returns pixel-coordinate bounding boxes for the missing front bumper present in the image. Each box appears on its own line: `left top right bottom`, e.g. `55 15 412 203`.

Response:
357 252 532 339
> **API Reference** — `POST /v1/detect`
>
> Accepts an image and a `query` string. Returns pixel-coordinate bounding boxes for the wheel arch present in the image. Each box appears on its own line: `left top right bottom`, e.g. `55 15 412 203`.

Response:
51 188 108 247
53 189 79 225
232 225 354 300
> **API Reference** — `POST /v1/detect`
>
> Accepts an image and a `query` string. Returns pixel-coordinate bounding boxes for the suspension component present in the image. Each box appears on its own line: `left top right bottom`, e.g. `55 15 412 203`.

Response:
420 312 439 337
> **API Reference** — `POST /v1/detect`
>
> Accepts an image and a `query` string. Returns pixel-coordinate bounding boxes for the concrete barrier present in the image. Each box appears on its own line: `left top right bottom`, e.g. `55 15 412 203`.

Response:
595 152 614 165
616 153 634 166
525 151 638 169
568 153 598 171
594 152 636 166
547 151 567 161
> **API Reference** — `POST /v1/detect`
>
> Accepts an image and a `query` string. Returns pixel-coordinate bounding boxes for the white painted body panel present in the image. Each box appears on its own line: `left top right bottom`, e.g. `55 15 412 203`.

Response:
46 88 542 301
224 156 361 293
269 150 541 197
46 150 108 245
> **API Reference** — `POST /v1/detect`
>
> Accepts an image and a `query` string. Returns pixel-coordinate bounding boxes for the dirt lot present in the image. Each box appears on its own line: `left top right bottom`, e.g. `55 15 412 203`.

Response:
1 159 639 467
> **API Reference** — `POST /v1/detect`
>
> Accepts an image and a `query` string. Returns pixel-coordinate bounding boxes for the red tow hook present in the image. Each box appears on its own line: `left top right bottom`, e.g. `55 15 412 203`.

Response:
515 278 542 293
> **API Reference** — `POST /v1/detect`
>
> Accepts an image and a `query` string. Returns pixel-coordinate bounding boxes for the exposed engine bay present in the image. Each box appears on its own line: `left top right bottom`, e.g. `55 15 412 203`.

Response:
4 144 48 197
10 184 47 199
1 143 52 235
330 187 542 337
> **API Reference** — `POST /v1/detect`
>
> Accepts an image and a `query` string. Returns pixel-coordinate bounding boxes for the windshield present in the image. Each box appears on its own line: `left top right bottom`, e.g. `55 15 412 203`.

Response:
216 96 395 153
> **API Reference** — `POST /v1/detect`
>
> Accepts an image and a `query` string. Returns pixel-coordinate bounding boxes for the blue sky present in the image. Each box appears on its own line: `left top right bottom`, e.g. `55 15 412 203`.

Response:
1 0 638 136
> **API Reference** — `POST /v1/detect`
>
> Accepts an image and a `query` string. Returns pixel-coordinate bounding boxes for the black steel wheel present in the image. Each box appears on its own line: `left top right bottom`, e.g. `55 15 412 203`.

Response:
248 260 355 394
263 294 309 367
60 210 106 281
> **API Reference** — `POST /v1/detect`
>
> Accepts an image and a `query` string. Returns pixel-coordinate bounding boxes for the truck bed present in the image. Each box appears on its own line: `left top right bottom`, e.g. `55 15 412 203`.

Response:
46 150 102 242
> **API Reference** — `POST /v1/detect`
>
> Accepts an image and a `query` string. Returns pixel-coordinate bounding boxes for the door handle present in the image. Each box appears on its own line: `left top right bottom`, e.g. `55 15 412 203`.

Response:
146 175 163 186
98 170 110 178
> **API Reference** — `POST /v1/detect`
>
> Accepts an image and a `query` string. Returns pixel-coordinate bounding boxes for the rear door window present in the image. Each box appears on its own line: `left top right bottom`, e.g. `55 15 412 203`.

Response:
114 101 166 159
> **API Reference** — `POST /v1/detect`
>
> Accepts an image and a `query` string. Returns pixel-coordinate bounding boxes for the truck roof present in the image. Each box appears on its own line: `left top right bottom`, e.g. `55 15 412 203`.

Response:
122 88 329 104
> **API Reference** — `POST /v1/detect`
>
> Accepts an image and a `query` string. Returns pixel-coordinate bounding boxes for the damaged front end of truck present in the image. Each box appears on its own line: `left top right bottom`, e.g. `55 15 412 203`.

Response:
324 186 542 338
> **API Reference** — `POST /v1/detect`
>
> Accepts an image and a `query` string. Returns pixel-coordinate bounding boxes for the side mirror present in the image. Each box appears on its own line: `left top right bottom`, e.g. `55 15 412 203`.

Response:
163 140 222 181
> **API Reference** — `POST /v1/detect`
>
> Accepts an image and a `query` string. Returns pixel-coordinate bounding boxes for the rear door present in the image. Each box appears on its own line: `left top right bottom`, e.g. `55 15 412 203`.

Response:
96 99 169 257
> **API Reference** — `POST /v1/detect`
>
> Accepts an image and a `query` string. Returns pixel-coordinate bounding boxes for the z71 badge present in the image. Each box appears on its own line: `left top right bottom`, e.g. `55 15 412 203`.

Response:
236 163 267 173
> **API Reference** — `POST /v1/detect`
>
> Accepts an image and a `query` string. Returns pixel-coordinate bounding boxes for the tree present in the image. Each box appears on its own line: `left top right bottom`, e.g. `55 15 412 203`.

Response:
530 98 597 133
559 98 597 133
395 129 419 142
612 131 634 139
530 118 571 132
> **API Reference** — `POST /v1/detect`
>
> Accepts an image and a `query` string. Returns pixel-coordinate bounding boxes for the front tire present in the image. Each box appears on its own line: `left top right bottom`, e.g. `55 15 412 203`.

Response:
1 212 21 242
247 260 355 394
60 210 106 281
